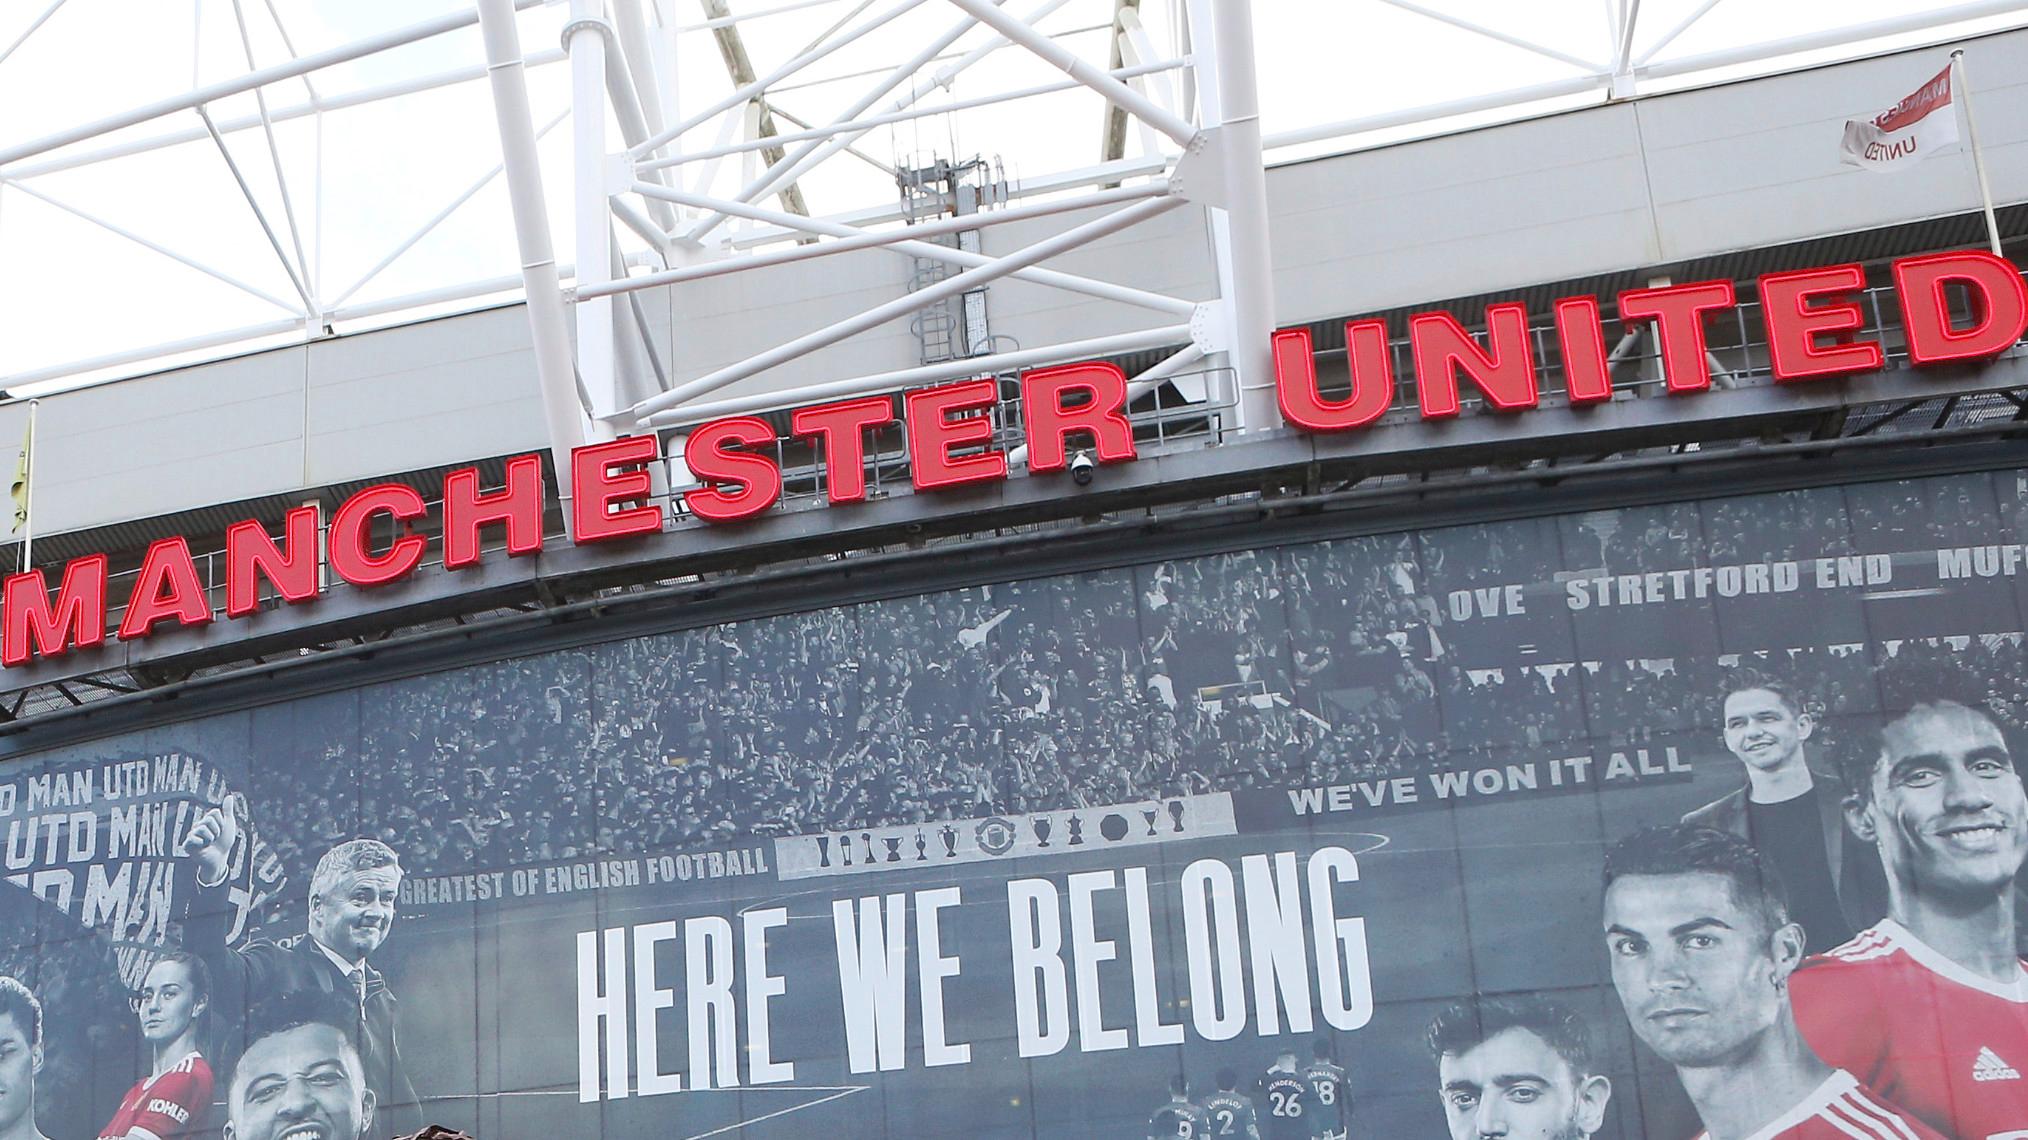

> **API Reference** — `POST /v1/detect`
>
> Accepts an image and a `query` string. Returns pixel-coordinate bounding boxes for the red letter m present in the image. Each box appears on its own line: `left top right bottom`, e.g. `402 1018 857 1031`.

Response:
3 555 109 666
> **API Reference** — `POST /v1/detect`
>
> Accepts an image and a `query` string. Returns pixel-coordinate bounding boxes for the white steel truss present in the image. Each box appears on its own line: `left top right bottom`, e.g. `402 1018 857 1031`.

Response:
0 0 2025 505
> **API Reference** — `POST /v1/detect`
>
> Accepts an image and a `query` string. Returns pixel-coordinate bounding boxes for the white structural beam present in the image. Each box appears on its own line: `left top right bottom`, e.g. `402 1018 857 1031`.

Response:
641 57 1182 170
229 0 317 317
1182 0 1275 433
610 0 668 142
670 0 855 33
568 0 619 421
196 107 317 315
1261 74 1607 151
645 325 1191 427
1111 7 1166 161
0 0 66 69
256 0 323 102
330 108 572 310
634 0 926 158
4 48 567 181
1639 0 2028 79
1632 0 1723 68
945 0 1196 146
588 178 1170 297
2 179 300 314
568 9 681 233
478 0 595 508
637 196 1186 416
726 154 1167 247
1376 0 1604 73
632 179 1196 314
0 0 547 170
678 0 1033 244
1 318 308 394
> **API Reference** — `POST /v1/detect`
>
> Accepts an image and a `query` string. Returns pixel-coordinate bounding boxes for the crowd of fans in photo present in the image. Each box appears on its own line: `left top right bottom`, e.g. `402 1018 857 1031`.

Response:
223 474 2028 901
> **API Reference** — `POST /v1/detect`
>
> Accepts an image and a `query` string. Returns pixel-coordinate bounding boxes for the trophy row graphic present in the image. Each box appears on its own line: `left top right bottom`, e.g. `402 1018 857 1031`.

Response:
813 800 1190 869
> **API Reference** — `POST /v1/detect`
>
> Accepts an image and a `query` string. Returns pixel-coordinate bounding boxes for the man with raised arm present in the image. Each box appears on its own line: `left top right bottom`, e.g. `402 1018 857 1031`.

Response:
181 794 424 1138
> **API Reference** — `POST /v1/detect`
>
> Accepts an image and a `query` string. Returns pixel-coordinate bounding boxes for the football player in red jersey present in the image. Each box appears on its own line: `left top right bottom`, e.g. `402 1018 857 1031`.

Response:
1793 699 2028 1140
99 951 215 1140
1603 825 1943 1140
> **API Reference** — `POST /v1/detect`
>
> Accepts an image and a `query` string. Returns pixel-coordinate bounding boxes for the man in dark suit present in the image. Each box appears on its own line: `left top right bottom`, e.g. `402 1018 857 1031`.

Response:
1682 676 1884 951
182 796 424 1138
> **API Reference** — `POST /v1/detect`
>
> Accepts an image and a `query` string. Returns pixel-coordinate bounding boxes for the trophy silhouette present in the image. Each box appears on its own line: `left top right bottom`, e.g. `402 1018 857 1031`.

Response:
884 836 902 862
1168 800 1186 833
1033 817 1053 848
1067 815 1084 845
817 835 832 868
915 832 928 861
1142 808 1159 836
862 832 876 864
840 834 853 866
940 824 959 857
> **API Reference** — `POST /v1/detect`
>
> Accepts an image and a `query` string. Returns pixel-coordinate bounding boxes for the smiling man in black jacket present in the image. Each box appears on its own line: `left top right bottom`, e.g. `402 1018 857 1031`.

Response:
1682 675 1883 951
182 796 424 1139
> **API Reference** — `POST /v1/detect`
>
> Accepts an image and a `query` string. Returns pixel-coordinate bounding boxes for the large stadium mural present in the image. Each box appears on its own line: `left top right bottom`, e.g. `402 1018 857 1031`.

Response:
5 469 2028 1139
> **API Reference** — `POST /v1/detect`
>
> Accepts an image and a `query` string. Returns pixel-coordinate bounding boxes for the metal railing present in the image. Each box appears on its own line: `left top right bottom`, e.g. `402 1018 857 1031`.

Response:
654 364 1238 517
58 248 2028 639
53 364 1237 637
1304 260 2028 419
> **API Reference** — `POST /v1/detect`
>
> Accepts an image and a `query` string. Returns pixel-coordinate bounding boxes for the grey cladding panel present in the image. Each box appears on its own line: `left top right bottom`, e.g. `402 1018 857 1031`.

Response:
304 307 546 483
27 350 309 534
1639 32 2028 263
1265 102 1659 320
657 239 933 405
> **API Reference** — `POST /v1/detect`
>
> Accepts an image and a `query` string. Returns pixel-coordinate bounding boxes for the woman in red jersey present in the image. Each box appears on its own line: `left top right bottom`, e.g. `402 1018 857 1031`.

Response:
99 951 214 1140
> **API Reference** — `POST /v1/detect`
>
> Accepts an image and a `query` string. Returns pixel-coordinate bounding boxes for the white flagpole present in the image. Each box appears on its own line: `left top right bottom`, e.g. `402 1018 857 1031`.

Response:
21 399 36 575
1951 49 2003 257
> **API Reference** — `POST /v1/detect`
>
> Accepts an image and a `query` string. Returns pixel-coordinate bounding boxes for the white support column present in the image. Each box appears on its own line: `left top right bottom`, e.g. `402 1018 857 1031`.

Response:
477 0 592 508
1200 0 1277 434
568 0 620 426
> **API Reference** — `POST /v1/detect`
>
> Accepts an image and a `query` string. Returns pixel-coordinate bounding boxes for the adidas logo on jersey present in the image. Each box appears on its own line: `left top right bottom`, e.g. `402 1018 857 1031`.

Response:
1974 1046 2021 1082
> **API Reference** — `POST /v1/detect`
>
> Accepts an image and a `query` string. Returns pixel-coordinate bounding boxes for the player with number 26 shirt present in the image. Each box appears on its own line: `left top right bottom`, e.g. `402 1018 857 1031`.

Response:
1260 1050 1313 1140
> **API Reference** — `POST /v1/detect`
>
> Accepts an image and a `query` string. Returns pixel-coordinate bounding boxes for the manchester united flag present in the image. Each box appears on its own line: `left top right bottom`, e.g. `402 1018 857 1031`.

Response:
1840 62 1959 171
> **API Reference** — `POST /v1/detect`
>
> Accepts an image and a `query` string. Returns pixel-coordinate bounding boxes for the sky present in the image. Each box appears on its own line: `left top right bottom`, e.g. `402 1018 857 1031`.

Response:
0 0 2022 393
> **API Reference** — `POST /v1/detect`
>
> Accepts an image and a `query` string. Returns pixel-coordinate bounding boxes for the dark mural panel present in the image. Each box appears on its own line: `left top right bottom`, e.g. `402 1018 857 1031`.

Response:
1 472 2027 1139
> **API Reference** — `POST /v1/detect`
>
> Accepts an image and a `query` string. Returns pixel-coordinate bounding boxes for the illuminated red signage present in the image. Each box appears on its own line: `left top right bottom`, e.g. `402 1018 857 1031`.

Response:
4 250 2022 667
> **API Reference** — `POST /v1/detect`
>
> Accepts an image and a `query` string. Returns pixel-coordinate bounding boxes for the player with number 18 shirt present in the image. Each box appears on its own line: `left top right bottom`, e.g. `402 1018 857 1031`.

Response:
1302 1039 1350 1140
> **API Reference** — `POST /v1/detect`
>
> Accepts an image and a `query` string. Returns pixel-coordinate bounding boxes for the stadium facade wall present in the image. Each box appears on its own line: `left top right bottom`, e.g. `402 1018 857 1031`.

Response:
1 458 2027 1139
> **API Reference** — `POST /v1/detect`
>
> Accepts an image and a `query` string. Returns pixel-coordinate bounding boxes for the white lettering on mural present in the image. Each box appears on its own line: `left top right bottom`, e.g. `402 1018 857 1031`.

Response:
572 847 1374 1099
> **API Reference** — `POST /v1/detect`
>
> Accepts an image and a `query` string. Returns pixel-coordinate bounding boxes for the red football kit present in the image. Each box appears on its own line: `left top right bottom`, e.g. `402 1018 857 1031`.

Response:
1690 1070 1944 1140
97 1051 212 1140
1793 920 2028 1140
